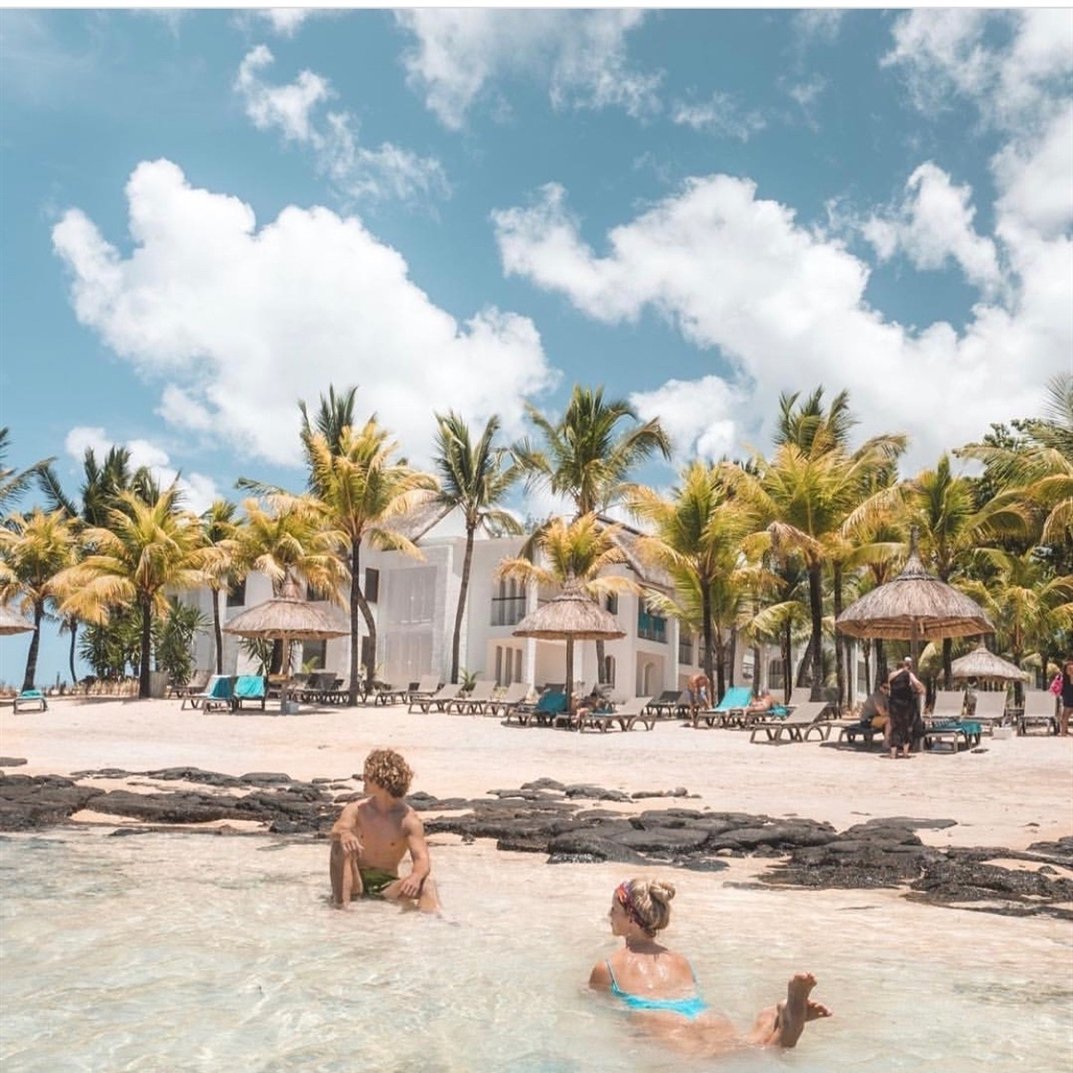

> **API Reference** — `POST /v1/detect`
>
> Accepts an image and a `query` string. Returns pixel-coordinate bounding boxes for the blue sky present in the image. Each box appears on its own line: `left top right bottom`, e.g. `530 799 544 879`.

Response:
1 7 1071 683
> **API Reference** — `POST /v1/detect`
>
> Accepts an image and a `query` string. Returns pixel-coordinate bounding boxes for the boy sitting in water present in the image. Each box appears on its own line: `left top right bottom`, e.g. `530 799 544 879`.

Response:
329 748 441 913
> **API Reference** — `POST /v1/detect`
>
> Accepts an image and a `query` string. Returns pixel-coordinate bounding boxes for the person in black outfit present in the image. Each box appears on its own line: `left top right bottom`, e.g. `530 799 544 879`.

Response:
887 657 925 759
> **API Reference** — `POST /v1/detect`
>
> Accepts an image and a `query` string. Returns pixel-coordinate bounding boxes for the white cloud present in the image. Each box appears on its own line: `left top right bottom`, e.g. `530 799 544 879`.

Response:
671 92 767 142
883 9 1073 131
795 10 844 45
52 159 557 471
492 173 1068 471
251 9 318 38
235 46 449 205
64 426 219 515
629 377 745 464
395 9 660 130
862 162 1002 293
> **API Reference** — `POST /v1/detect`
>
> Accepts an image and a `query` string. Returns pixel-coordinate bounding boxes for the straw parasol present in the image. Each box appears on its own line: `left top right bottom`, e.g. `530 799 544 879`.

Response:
513 579 625 711
950 645 1028 683
836 529 992 660
223 574 348 709
0 605 34 635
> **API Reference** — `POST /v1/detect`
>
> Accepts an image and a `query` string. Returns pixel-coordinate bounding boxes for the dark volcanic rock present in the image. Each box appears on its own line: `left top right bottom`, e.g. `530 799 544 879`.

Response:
616 827 711 854
240 772 294 786
145 767 246 788
547 831 649 864
0 774 98 830
0 758 27 767
563 784 632 802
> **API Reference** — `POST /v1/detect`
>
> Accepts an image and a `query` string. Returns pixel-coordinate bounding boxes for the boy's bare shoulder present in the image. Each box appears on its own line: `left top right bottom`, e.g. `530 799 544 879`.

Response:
401 804 425 832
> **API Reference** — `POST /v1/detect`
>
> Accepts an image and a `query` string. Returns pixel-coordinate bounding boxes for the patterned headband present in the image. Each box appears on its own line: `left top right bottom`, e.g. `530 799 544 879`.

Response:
616 881 649 931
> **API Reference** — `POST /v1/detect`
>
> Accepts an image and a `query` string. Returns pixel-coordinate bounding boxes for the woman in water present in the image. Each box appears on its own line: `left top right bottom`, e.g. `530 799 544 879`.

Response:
589 877 831 1054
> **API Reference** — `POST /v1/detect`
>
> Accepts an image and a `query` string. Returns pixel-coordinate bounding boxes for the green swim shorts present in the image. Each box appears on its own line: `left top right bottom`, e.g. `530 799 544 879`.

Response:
358 867 398 898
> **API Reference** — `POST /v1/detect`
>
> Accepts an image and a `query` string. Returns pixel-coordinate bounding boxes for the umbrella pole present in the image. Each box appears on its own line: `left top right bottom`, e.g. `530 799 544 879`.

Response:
566 637 575 714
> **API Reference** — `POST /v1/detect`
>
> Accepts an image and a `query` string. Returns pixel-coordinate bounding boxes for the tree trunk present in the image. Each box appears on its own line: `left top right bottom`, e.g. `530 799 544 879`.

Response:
67 618 78 686
714 629 727 702
701 582 715 699
942 636 952 690
781 621 792 705
22 600 44 691
565 636 575 713
796 633 813 688
833 561 845 712
354 575 377 697
348 538 364 706
212 588 224 674
728 629 737 689
595 638 606 685
450 524 476 684
875 639 888 683
863 640 872 696
138 594 152 699
807 562 824 701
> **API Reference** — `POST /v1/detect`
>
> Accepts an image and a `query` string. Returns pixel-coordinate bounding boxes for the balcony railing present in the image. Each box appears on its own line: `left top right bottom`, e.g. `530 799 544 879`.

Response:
637 610 667 643
491 595 527 627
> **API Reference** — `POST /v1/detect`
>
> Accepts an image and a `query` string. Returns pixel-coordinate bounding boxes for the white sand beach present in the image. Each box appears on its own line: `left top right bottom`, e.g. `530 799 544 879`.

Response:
3 696 1071 852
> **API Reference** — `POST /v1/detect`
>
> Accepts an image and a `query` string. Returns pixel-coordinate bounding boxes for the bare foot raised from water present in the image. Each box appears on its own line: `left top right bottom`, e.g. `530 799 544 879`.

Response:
774 972 831 1048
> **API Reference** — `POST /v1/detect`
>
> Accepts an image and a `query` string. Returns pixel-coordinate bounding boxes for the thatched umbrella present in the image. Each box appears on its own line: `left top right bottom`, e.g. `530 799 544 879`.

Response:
513 580 625 711
223 575 348 710
0 605 34 635
950 645 1028 683
836 530 993 664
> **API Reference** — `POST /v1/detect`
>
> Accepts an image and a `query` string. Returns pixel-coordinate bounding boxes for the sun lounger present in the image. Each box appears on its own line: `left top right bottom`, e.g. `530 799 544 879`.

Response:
505 689 568 727
404 675 441 710
231 675 267 711
445 679 497 715
695 686 754 728
831 718 885 747
181 674 234 711
169 669 211 700
968 690 1008 733
1018 691 1058 735
749 701 831 743
410 682 464 713
644 689 689 719
577 695 656 732
922 719 982 752
12 688 48 713
487 682 531 718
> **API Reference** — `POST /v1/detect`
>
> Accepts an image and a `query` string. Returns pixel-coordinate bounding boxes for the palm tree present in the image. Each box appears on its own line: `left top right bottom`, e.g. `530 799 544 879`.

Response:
0 509 77 689
497 514 639 701
305 420 437 702
629 461 756 700
0 428 55 515
201 499 242 674
300 384 358 461
515 385 671 681
53 487 211 698
431 412 522 683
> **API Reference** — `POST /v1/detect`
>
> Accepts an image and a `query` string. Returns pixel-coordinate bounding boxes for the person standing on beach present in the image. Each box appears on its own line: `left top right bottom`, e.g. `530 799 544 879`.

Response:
329 748 441 912
589 877 831 1054
687 672 711 726
887 657 925 759
1059 659 1073 737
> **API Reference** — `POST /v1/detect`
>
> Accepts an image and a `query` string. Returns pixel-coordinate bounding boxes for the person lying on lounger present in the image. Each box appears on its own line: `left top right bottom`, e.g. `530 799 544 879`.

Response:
589 877 831 1055
745 688 776 714
329 748 441 913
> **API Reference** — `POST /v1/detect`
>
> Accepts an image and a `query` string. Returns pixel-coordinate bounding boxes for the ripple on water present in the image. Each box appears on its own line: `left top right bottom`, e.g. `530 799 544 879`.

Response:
1 831 1070 1073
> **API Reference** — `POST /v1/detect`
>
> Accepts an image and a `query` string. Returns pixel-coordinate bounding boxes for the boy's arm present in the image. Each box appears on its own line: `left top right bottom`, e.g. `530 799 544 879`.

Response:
330 801 363 855
397 811 431 898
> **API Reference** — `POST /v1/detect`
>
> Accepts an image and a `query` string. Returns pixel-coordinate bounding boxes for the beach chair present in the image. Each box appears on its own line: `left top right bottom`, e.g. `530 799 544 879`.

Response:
1018 691 1058 736
12 689 47 713
231 675 267 711
445 679 497 715
410 682 463 713
971 691 1009 734
695 686 754 728
578 695 656 732
923 719 983 752
831 718 885 747
506 689 568 727
749 701 831 743
182 674 234 711
930 690 966 721
487 682 530 719
405 675 441 709
645 689 688 719
169 669 210 701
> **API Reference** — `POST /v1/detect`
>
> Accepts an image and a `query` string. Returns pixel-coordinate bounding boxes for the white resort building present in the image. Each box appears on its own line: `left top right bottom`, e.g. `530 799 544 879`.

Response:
187 524 800 698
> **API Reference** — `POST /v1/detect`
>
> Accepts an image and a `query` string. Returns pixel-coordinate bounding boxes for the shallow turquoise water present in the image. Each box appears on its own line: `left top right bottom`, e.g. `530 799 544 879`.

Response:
1 830 1070 1072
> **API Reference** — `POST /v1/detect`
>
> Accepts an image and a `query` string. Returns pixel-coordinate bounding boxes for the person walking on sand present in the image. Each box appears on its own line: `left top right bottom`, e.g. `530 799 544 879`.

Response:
329 748 441 913
887 657 925 759
1059 658 1073 737
687 672 711 727
588 877 831 1055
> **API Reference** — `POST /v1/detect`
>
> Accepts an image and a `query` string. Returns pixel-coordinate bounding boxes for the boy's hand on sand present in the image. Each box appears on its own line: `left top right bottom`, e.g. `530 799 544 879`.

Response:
398 874 423 898
339 832 362 855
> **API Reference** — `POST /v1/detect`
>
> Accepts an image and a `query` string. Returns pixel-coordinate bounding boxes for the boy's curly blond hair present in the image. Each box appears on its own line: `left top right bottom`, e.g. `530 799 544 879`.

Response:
363 749 414 799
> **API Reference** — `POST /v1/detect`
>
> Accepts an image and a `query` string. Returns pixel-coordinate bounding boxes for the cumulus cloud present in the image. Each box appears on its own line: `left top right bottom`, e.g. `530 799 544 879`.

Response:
795 10 845 45
630 377 745 464
247 9 319 38
492 172 1068 471
862 163 1002 293
395 9 660 130
671 92 767 141
883 9 1073 131
235 46 449 205
64 426 219 514
51 160 556 471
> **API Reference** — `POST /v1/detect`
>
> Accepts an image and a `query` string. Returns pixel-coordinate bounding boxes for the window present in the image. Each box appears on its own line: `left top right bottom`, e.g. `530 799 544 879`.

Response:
365 567 380 603
603 655 616 687
301 639 326 670
637 608 667 643
226 577 246 608
491 577 526 627
605 593 618 615
361 636 376 675
678 633 694 666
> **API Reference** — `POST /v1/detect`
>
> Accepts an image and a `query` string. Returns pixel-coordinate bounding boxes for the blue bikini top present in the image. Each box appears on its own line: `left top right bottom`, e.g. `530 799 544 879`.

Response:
605 960 710 1020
